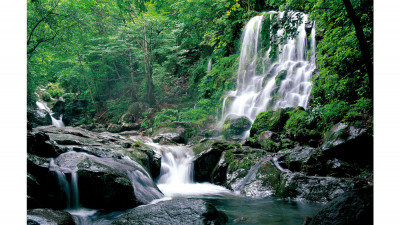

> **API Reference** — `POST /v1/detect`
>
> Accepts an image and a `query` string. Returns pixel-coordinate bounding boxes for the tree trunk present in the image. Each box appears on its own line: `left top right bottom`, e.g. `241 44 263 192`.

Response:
78 55 95 104
343 0 373 95
143 25 156 106
128 47 138 98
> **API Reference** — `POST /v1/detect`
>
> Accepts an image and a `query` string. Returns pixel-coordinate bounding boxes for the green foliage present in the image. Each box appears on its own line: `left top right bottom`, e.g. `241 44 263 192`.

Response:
344 97 372 128
47 83 65 99
308 100 350 132
42 92 52 102
106 99 133 123
153 108 179 128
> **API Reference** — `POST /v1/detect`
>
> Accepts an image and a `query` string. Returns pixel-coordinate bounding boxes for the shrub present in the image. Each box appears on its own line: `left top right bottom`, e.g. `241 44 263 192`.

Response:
42 92 51 102
344 97 372 128
153 108 179 128
47 83 65 99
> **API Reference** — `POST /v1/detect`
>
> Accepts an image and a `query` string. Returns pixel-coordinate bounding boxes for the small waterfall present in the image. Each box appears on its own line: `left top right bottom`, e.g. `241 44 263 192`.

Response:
220 12 316 130
36 101 65 127
50 159 80 209
143 141 231 197
207 58 212 72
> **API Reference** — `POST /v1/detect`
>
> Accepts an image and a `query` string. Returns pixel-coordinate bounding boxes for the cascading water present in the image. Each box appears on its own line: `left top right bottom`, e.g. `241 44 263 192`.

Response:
140 140 231 197
50 159 80 209
220 11 316 127
36 101 65 127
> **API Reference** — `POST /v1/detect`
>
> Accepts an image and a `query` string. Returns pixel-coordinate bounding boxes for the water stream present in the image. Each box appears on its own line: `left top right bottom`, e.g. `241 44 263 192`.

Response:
36 101 65 127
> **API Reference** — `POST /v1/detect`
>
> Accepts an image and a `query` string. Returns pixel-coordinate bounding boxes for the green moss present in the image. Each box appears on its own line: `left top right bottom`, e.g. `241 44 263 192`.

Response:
222 115 252 140
275 176 297 198
250 108 290 137
275 70 287 87
256 161 280 187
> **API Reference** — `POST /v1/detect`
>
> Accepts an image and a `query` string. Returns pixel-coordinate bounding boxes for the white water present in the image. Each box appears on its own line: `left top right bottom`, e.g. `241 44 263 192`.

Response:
220 12 316 127
36 101 65 127
50 159 80 209
143 141 232 197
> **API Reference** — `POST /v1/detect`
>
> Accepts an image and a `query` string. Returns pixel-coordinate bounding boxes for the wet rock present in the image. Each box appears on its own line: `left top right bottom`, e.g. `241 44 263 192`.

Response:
193 140 238 182
321 122 373 166
107 124 124 133
27 209 75 225
278 172 354 202
27 154 65 209
52 98 66 119
308 187 373 225
111 199 228 225
278 146 326 176
28 126 165 210
222 114 252 141
27 105 52 128
28 130 65 158
53 151 163 209
256 131 281 152
153 127 186 144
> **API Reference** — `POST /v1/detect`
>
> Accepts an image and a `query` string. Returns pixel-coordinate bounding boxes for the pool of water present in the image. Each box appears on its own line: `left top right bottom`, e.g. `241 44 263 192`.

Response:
70 195 322 225
203 195 322 225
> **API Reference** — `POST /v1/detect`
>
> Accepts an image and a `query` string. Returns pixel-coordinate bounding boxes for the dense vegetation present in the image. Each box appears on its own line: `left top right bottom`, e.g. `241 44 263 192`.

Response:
27 0 373 134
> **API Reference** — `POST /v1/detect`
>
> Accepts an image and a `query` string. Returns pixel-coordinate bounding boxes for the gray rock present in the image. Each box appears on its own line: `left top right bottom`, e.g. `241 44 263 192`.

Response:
321 122 372 166
52 99 65 119
308 187 373 225
279 172 354 202
27 209 75 225
193 140 237 182
111 199 228 225
153 127 186 144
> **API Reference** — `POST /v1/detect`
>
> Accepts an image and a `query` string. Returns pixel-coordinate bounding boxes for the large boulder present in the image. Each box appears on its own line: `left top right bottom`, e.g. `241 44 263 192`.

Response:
27 209 75 225
308 187 373 225
52 151 163 210
111 199 228 225
28 126 164 210
277 172 354 202
27 154 66 209
321 122 372 165
27 104 52 128
222 114 252 141
52 98 66 119
193 140 238 182
153 127 186 144
277 146 326 176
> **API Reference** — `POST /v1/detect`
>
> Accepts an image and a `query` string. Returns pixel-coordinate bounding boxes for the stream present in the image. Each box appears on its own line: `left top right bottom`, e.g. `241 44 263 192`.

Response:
59 137 321 224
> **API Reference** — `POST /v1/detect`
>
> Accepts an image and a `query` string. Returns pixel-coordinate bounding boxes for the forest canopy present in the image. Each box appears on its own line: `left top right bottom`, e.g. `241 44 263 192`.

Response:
27 0 373 132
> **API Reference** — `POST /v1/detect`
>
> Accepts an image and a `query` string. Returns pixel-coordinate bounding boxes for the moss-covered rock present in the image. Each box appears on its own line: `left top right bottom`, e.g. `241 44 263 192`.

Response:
193 140 239 182
275 69 287 87
222 114 252 140
250 108 290 137
256 131 281 152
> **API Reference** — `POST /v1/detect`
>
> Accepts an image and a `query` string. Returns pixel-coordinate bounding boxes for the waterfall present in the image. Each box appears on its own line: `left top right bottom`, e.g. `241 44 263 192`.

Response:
220 12 316 126
36 101 65 127
143 141 231 197
50 159 80 209
207 58 212 72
